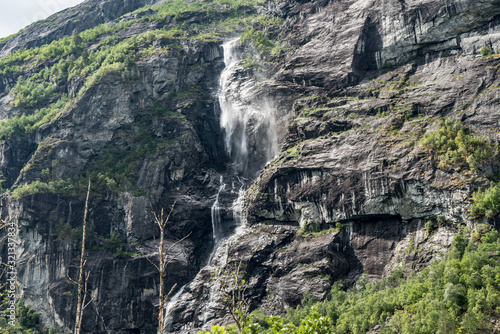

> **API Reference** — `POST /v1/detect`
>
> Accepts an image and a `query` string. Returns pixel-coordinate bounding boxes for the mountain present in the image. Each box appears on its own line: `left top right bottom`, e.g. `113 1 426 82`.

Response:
0 0 499 332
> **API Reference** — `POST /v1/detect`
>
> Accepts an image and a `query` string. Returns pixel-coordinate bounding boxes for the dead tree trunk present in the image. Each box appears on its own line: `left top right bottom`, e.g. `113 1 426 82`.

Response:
151 202 191 334
74 179 92 334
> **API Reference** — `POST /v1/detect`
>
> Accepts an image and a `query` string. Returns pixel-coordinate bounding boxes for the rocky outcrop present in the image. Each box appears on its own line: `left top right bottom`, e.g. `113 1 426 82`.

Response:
0 0 163 57
268 0 500 89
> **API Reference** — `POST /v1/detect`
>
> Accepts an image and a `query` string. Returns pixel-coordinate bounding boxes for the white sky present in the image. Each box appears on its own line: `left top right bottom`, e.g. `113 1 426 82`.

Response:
0 0 86 38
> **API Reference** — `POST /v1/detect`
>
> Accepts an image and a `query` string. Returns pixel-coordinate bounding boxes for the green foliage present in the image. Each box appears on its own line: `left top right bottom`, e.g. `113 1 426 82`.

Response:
103 231 133 258
420 119 497 171
15 302 39 330
0 95 71 140
471 182 500 218
424 216 450 235
240 57 262 69
239 15 283 57
241 29 281 56
298 227 339 238
480 46 493 57
12 78 56 108
55 222 81 240
0 318 39 333
0 32 20 45
11 180 66 199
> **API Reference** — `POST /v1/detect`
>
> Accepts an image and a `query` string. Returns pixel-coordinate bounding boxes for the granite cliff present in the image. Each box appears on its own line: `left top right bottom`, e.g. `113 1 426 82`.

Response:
0 0 499 332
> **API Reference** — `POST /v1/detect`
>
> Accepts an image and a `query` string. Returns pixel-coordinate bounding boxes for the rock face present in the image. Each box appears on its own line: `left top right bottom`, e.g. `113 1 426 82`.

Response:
167 0 500 330
0 0 163 57
0 10 232 330
0 0 499 332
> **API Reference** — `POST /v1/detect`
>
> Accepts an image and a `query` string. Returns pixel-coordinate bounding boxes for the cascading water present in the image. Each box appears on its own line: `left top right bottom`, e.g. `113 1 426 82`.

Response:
219 38 278 179
164 37 279 332
164 285 186 331
219 38 245 174
206 175 226 266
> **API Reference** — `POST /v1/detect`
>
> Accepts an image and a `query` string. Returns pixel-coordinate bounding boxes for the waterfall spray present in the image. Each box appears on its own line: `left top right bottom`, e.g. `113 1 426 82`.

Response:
164 37 279 331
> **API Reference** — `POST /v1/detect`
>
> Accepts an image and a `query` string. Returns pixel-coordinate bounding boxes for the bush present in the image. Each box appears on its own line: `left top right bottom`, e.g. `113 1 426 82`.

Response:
15 302 39 329
471 182 500 218
55 222 81 240
13 78 56 108
480 46 493 57
420 119 497 171
103 231 133 258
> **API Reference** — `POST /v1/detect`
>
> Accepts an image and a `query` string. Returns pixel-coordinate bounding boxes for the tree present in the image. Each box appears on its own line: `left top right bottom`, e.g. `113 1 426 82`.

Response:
217 261 251 334
73 178 93 334
150 202 191 334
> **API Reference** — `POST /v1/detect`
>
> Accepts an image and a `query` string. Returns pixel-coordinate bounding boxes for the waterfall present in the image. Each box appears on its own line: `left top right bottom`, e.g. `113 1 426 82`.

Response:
164 284 186 331
219 38 244 171
206 176 225 266
219 38 278 178
165 37 279 332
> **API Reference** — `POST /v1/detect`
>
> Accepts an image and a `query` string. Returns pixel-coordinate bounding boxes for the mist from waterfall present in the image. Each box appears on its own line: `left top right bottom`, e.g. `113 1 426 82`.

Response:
219 38 279 179
208 37 279 252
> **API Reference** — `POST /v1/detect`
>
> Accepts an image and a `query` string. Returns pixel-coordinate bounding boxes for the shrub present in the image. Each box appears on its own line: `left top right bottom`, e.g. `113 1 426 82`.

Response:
480 46 493 57
471 182 500 218
12 78 56 108
55 222 81 240
15 302 39 329
103 231 133 258
420 119 497 171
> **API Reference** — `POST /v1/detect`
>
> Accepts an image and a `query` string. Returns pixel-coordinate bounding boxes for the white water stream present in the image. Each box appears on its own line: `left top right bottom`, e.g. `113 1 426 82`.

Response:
164 37 278 332
206 175 226 266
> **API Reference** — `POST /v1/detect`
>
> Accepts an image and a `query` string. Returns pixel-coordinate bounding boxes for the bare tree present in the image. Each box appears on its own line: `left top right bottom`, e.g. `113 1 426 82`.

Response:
150 202 191 334
73 178 93 334
217 261 250 334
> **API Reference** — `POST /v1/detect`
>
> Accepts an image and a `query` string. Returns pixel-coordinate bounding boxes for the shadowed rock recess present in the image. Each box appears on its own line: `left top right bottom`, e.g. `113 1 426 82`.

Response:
0 0 499 332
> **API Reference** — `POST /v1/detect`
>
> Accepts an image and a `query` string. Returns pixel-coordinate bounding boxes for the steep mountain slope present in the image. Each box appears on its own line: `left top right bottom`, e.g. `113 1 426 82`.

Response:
169 0 500 330
0 0 499 333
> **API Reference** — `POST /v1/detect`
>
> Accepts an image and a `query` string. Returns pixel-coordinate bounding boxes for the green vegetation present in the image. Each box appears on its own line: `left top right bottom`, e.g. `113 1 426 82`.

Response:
0 0 269 144
480 46 493 58
0 32 20 45
298 222 343 237
0 96 71 140
240 56 262 69
0 302 41 333
12 78 56 108
16 302 39 330
11 180 76 199
471 182 500 218
202 228 500 334
55 221 83 240
420 119 498 171
240 16 284 56
104 231 134 258
424 215 450 235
